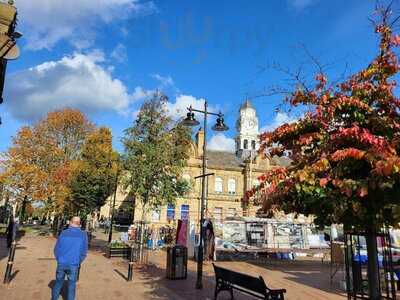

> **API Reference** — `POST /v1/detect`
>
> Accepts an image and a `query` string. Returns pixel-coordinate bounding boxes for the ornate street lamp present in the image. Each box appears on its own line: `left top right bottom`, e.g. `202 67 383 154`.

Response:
181 101 228 289
0 1 22 123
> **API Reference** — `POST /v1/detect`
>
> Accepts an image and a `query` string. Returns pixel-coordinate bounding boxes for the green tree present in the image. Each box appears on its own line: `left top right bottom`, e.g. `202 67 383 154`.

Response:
122 92 191 221
69 127 119 215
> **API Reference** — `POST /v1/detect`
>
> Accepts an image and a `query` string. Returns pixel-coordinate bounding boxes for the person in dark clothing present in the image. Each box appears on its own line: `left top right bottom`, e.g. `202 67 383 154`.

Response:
5 216 19 248
52 216 88 300
5 215 14 248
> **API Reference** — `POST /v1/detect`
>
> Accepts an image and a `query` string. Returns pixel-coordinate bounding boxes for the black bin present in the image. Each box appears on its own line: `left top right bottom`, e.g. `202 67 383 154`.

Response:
166 245 187 280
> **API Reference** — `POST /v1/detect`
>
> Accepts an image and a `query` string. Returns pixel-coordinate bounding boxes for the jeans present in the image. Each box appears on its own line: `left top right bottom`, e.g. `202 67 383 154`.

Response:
51 264 79 300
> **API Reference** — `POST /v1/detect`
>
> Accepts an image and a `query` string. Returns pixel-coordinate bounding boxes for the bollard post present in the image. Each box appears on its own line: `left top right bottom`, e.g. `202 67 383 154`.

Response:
127 245 134 281
3 240 16 284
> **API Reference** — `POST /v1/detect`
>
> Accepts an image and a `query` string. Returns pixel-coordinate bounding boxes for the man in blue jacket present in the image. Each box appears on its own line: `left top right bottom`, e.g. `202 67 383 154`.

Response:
52 216 88 300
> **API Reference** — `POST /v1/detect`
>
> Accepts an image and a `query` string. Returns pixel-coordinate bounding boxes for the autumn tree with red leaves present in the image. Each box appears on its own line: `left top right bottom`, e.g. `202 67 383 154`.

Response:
246 6 400 299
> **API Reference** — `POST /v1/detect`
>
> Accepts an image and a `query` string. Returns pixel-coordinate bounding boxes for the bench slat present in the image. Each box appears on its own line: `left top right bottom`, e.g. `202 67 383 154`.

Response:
213 263 286 300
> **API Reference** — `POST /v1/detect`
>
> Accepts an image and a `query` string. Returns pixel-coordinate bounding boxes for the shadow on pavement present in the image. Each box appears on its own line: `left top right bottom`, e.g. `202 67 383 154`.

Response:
114 268 128 281
247 259 345 296
48 280 68 300
8 269 20 282
134 260 242 300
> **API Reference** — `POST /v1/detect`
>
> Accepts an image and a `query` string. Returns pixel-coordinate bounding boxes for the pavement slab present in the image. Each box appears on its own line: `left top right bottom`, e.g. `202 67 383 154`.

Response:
0 231 346 300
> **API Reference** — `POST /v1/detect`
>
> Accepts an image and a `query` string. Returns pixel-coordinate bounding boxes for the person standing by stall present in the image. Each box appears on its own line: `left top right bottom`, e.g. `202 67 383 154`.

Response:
203 219 215 261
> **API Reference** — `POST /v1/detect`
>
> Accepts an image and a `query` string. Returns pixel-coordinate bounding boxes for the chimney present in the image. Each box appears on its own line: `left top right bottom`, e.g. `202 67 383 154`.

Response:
196 128 204 157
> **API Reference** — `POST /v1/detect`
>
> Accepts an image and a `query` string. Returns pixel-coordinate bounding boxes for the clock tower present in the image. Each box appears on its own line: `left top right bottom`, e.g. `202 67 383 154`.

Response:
236 100 259 159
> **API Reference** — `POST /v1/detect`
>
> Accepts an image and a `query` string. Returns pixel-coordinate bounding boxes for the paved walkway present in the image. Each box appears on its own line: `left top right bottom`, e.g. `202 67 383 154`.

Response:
0 230 346 300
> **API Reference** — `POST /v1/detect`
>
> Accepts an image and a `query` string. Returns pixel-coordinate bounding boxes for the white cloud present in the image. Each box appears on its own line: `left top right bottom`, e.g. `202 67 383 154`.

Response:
151 74 174 87
165 94 219 121
16 0 156 50
166 94 204 117
287 0 317 9
208 133 235 153
261 112 297 133
111 44 128 63
5 52 143 121
131 86 153 101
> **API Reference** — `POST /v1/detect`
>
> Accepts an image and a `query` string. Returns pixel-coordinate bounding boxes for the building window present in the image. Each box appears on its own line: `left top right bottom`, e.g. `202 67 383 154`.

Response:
213 207 223 223
228 178 236 194
181 204 189 220
251 140 256 150
151 210 160 221
244 139 248 149
215 177 223 193
167 203 175 221
227 208 236 218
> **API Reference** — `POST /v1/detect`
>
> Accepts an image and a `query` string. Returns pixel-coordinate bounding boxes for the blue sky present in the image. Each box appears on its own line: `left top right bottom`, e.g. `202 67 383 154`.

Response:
0 0 385 153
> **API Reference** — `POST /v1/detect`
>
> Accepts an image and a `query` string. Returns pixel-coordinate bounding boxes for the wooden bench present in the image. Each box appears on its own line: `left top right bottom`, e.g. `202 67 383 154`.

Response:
213 263 286 300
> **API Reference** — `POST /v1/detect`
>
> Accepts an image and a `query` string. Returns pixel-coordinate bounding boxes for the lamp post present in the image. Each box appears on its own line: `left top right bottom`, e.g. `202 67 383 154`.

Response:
108 158 120 244
0 1 22 125
181 101 228 289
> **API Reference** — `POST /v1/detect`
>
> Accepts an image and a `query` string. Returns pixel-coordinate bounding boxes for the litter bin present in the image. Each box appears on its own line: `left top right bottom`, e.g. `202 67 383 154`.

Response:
166 245 187 280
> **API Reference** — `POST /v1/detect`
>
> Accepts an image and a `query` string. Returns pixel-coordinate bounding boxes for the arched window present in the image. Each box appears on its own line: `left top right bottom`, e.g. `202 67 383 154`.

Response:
228 178 236 194
251 140 256 150
215 177 223 193
244 139 248 149
151 210 160 221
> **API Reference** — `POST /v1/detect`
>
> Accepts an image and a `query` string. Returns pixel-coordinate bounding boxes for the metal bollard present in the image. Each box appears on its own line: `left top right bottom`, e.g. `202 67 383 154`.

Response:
127 245 134 281
3 240 17 284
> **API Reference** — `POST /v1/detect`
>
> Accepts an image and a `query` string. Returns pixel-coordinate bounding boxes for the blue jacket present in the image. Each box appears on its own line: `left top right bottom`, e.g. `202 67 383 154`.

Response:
54 227 88 266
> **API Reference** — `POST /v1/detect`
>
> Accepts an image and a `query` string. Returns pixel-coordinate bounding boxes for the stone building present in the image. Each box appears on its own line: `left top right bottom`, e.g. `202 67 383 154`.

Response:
100 100 290 226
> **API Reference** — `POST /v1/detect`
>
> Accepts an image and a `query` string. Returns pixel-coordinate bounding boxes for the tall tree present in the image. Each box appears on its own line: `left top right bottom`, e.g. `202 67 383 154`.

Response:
0 127 49 213
0 108 93 215
69 127 119 215
246 7 400 299
122 92 191 221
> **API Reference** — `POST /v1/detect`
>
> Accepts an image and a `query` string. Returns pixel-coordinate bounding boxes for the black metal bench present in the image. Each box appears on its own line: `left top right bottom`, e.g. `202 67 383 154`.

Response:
213 263 286 300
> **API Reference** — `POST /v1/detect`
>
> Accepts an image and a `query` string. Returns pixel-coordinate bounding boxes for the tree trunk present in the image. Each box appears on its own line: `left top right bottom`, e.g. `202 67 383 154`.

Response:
139 203 147 264
366 230 380 300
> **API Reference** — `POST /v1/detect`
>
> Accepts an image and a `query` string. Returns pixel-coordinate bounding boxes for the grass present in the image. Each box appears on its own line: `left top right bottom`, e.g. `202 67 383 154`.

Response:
20 226 37 234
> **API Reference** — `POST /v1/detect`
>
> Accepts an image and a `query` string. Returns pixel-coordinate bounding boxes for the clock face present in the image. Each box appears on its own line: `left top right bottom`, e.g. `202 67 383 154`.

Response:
240 117 258 131
246 119 257 130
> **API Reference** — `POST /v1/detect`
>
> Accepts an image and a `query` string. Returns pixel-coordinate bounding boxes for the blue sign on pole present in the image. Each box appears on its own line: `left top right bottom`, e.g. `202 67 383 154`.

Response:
167 204 175 221
181 204 189 220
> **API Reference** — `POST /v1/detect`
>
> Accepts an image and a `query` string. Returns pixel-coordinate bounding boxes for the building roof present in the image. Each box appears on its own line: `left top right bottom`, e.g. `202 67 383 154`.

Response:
271 155 293 167
240 100 254 110
204 150 293 170
206 150 243 169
